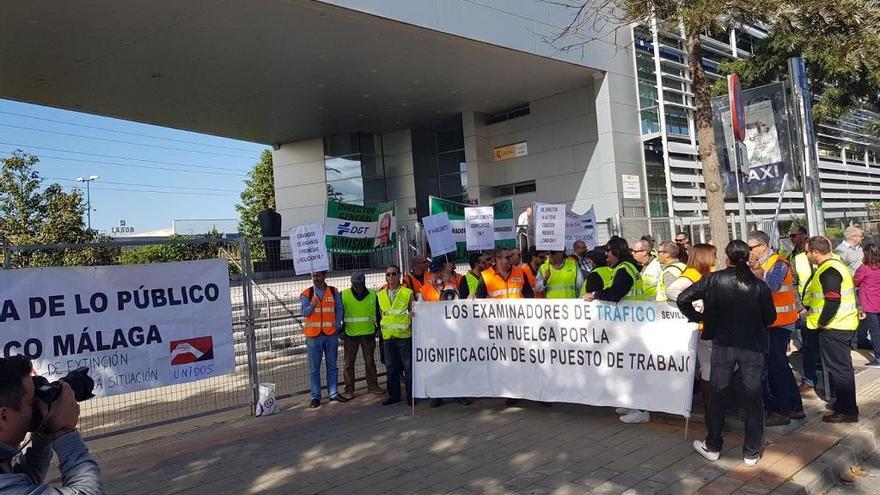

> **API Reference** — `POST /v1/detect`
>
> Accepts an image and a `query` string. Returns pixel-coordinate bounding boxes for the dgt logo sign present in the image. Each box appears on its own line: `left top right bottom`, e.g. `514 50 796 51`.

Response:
336 222 369 236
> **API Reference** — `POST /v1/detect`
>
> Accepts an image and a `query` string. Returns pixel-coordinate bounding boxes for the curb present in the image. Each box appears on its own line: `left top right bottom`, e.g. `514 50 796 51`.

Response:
775 415 879 494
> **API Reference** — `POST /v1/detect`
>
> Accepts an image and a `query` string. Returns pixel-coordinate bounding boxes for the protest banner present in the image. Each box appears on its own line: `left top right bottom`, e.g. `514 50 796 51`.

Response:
422 212 456 257
289 223 329 275
465 206 495 251
428 196 515 260
534 202 566 251
413 299 698 416
324 200 396 253
565 206 598 251
0 260 234 397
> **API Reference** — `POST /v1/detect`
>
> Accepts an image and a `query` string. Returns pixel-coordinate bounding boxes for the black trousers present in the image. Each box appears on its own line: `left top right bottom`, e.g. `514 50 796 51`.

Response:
706 344 765 459
819 329 859 416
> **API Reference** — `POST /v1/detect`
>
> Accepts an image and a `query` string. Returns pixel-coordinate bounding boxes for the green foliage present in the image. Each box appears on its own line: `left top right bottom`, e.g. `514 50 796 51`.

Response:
714 1 880 128
235 150 274 261
118 231 224 265
0 150 110 267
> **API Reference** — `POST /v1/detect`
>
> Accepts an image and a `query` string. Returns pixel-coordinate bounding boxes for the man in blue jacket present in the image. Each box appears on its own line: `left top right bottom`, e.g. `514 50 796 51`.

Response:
0 355 105 494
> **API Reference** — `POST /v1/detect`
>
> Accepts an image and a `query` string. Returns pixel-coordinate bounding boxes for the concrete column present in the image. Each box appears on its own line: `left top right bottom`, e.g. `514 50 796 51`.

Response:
271 139 326 234
382 130 418 226
462 111 492 204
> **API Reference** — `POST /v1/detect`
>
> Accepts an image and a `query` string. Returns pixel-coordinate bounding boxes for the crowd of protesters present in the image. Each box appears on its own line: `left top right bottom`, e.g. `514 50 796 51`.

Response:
298 222 878 467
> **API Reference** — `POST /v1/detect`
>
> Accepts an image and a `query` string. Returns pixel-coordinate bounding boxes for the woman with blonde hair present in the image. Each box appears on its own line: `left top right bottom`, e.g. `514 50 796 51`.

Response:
666 243 717 409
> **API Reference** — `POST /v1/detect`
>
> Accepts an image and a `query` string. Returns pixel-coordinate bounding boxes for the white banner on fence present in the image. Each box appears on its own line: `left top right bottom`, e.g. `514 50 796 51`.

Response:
413 300 698 416
423 212 457 257
0 259 235 397
534 202 566 251
565 206 598 251
289 223 330 275
464 206 495 251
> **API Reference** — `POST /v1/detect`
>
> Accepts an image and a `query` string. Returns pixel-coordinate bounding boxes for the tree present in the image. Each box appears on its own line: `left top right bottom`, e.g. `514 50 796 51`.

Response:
545 1 774 258
236 150 275 239
0 150 109 267
717 1 880 129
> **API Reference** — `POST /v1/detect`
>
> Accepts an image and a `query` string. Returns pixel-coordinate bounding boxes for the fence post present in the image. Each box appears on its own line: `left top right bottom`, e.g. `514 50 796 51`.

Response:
240 239 260 415
3 246 9 269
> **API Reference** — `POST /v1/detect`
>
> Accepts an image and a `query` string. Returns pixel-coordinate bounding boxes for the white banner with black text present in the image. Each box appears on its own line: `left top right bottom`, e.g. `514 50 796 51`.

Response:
413 300 698 416
0 259 235 397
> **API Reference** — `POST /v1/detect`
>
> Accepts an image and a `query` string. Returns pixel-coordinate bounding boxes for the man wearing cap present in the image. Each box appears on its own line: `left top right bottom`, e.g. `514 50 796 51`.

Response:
300 270 348 408
404 256 429 292
340 272 384 399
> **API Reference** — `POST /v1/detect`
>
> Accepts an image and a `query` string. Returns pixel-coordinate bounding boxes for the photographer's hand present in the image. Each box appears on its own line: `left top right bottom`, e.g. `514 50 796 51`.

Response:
44 382 80 436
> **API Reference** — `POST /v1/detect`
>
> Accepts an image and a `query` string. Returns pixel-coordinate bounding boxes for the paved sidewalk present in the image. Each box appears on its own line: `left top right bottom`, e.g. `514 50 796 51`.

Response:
70 361 880 494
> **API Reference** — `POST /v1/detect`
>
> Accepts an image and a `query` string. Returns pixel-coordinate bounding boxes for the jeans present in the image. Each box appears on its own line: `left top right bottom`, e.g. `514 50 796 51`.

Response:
819 329 859 416
864 312 880 362
706 344 765 459
342 334 380 394
800 317 820 387
856 319 872 349
764 327 804 415
384 337 412 401
307 333 339 400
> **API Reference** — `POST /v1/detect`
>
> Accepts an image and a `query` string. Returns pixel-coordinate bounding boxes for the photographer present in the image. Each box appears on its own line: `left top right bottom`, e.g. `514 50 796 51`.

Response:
0 356 105 494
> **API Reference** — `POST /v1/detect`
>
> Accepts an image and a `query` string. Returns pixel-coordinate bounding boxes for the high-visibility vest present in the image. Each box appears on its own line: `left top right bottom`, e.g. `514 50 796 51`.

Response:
464 272 481 297
792 251 813 297
681 267 702 284
656 262 686 302
419 282 458 302
803 258 858 331
481 266 526 299
377 287 413 339
301 286 338 338
612 260 643 301
594 266 613 288
542 258 579 299
340 289 377 337
640 258 663 301
448 272 462 288
403 272 427 292
760 254 799 327
522 263 544 298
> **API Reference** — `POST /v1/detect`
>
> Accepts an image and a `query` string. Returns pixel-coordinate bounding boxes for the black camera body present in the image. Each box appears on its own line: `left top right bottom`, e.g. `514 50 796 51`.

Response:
30 367 95 432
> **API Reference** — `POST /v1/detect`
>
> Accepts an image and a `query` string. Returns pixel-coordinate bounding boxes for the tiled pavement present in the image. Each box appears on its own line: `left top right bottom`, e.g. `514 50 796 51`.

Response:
66 361 880 494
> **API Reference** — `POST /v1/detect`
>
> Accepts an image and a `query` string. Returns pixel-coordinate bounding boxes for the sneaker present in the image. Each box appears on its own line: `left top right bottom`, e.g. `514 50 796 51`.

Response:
329 394 349 403
744 456 760 467
693 441 720 462
381 397 401 405
615 407 634 415
822 412 858 423
765 412 791 427
620 410 650 424
309 399 320 409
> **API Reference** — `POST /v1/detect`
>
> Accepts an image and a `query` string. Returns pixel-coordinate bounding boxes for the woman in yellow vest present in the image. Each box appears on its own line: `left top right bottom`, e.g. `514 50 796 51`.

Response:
582 248 613 294
377 264 416 406
583 237 642 303
340 272 384 399
802 236 860 423
300 270 347 408
664 244 716 414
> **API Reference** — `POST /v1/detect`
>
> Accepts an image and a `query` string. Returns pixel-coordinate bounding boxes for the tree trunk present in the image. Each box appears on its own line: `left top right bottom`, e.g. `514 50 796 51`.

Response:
686 30 730 262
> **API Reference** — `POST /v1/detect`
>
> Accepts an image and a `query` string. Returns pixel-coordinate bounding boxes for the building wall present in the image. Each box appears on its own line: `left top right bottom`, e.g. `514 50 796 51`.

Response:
272 139 326 234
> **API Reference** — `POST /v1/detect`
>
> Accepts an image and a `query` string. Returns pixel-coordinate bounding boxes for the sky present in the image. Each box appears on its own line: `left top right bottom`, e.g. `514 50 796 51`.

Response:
0 98 268 235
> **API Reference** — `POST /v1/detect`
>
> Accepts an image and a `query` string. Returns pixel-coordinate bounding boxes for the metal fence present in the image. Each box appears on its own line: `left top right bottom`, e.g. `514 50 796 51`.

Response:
2 236 406 439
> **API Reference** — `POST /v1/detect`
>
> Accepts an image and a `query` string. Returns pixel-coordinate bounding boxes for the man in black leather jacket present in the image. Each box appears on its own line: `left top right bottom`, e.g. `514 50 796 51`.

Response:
677 240 776 467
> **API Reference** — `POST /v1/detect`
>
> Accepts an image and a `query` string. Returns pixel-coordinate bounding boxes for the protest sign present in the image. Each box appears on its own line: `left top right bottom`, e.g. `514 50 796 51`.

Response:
289 223 329 275
534 202 566 251
413 300 698 416
422 212 456 257
324 200 396 253
428 196 515 260
0 260 234 397
565 206 598 251
464 206 495 251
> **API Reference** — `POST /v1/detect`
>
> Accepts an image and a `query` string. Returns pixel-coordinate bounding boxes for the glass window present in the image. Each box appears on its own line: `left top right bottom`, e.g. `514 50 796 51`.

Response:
324 133 387 205
327 177 364 204
439 174 466 197
325 156 362 181
324 134 358 157
437 150 465 175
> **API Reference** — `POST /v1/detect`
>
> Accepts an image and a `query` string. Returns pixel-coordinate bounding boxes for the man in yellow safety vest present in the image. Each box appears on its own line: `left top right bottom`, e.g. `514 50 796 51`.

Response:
340 272 384 399
803 236 860 423
536 250 583 299
377 264 416 406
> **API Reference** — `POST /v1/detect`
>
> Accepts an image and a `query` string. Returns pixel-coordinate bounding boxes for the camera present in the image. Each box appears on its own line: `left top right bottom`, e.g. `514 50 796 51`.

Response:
30 367 95 432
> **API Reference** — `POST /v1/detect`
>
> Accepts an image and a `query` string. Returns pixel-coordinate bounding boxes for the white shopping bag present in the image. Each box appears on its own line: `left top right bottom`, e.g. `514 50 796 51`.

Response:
256 383 279 417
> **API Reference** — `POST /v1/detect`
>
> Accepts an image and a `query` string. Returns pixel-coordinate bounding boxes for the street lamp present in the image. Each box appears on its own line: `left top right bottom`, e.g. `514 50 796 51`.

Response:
76 175 99 231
